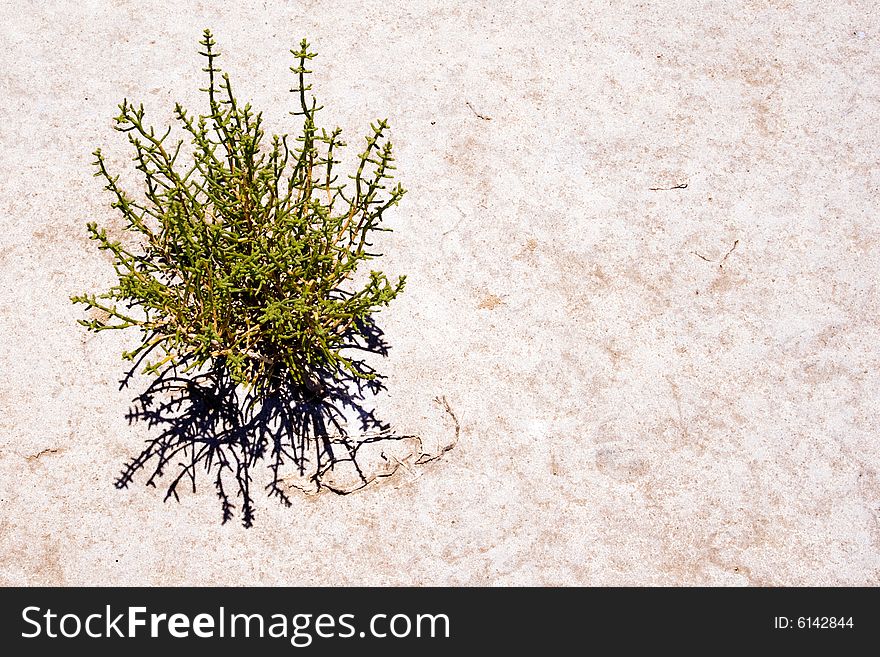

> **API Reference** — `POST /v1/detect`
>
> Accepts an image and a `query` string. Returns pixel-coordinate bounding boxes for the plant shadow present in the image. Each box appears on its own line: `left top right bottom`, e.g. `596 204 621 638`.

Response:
114 317 426 527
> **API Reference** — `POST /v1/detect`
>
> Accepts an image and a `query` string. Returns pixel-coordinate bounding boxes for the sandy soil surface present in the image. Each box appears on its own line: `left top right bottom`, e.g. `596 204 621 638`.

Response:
1 1 878 585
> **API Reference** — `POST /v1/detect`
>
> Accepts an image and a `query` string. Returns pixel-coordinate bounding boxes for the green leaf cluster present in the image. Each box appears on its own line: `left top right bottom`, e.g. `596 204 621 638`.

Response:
72 30 406 394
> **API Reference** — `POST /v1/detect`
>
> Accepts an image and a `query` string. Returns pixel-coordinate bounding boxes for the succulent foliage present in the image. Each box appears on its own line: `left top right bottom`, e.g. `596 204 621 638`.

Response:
72 29 406 396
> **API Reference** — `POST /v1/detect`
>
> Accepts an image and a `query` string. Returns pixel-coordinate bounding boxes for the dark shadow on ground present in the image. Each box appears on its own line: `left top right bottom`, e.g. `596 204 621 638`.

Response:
114 318 430 527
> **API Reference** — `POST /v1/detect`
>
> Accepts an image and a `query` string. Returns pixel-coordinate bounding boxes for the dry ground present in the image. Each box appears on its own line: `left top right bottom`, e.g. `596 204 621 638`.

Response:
1 0 878 585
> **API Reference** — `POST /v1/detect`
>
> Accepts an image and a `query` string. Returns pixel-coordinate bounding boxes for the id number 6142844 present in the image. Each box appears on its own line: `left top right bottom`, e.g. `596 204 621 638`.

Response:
774 617 854 629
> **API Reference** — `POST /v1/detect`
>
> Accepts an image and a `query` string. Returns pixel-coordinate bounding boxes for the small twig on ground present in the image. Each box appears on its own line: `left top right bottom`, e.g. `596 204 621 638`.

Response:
26 448 61 462
692 239 739 268
416 396 460 465
719 239 739 268
649 182 688 191
465 101 491 121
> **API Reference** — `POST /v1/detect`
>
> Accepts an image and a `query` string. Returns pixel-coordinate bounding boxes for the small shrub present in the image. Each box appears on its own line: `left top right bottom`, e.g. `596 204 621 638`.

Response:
72 29 406 397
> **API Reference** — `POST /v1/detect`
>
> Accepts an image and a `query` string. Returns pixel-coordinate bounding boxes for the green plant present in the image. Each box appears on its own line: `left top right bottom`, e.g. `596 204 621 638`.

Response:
72 29 406 396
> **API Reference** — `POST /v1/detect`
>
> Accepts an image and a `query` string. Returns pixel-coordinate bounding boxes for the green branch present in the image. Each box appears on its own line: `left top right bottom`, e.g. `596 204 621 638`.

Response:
73 31 407 394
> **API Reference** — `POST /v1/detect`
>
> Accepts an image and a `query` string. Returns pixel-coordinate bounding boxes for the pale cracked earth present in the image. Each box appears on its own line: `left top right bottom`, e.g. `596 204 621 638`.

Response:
1 1 878 585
